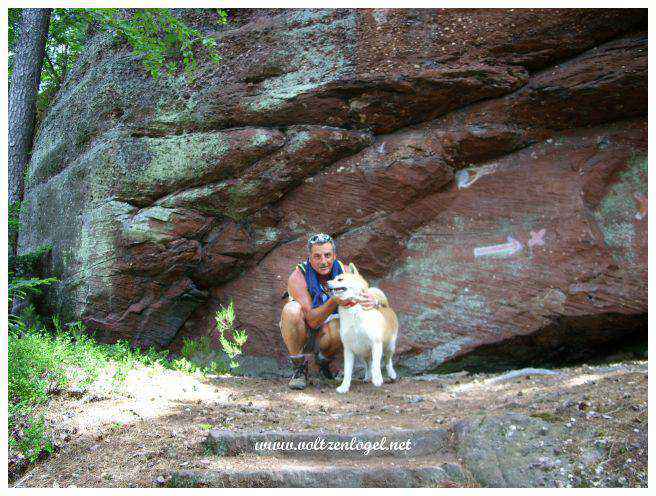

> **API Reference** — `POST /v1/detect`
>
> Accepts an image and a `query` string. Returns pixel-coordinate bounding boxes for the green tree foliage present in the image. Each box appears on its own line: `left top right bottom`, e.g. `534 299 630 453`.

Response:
93 8 226 80
7 8 21 70
8 8 227 113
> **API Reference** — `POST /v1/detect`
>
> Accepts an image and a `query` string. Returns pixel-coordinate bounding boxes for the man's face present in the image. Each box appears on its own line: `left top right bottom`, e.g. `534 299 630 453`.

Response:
309 242 335 276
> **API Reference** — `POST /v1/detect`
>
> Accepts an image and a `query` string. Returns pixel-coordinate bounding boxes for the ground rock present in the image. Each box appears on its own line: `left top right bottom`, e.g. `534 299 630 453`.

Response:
453 413 573 487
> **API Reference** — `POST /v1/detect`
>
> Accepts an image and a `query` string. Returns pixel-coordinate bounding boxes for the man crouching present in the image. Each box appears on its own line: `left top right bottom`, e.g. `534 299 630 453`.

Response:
279 233 379 389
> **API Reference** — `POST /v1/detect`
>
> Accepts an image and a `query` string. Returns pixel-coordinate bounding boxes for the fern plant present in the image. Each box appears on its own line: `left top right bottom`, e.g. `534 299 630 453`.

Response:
7 201 59 331
214 302 248 370
177 303 248 375
8 275 58 302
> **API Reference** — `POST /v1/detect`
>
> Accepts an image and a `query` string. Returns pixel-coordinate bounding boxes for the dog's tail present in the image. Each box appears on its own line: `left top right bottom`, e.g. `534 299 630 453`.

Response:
368 287 389 307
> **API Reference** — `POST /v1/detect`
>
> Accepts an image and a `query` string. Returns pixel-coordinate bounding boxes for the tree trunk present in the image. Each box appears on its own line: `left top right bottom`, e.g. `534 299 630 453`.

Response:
8 8 51 210
60 45 69 86
8 9 51 316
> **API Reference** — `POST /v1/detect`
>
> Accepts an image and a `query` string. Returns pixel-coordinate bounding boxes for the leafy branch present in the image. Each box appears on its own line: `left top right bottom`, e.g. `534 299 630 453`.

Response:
214 301 248 370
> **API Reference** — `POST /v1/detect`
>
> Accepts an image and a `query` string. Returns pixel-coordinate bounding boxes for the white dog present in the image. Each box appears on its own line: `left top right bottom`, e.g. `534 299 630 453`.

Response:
327 264 399 394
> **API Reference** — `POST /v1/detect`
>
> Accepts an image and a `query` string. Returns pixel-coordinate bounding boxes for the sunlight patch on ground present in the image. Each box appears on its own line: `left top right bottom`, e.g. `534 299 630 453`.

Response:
62 366 273 434
285 392 326 408
565 373 604 387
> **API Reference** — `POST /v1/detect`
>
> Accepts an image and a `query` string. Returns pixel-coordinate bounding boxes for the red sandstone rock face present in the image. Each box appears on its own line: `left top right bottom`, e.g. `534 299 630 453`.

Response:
19 9 647 373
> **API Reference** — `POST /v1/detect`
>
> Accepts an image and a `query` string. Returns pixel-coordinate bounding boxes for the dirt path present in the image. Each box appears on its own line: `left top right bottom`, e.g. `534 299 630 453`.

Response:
13 359 648 488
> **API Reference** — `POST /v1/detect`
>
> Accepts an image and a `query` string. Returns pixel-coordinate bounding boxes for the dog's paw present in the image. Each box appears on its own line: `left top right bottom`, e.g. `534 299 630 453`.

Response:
387 370 398 381
336 385 350 394
372 377 383 387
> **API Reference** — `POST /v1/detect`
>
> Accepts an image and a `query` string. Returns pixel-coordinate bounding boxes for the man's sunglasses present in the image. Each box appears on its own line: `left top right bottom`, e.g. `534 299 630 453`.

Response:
308 233 333 245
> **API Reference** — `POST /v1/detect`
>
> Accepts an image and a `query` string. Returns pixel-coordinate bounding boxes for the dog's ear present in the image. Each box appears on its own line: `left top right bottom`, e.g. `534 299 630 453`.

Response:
348 263 359 276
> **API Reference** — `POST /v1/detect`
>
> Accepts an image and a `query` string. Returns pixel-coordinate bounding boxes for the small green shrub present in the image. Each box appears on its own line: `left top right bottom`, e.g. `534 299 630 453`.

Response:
215 301 248 370
170 356 195 373
181 334 212 360
176 301 248 375
9 411 54 463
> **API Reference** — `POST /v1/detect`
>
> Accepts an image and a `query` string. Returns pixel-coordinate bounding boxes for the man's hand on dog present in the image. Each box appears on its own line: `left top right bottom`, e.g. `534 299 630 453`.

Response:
359 291 378 310
331 290 378 309
331 293 353 306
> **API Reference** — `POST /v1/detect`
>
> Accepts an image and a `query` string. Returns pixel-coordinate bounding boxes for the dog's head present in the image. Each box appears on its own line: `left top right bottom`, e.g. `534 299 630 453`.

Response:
327 263 369 301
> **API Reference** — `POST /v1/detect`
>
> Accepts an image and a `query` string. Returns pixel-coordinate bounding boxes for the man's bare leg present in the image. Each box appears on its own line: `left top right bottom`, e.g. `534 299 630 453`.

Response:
317 319 342 357
280 301 309 389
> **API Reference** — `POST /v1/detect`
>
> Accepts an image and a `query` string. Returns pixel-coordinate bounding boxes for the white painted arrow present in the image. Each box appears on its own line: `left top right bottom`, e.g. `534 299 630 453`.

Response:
474 236 524 258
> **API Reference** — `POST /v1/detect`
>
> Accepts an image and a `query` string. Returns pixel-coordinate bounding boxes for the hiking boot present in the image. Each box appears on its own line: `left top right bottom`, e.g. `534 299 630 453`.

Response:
288 356 308 390
315 352 335 380
318 362 335 380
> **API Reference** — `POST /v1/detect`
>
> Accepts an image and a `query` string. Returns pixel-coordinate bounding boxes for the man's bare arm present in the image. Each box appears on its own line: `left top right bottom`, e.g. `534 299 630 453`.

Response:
288 268 338 329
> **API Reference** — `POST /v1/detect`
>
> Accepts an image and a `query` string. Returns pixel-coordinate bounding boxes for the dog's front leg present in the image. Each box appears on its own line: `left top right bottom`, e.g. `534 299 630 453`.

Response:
371 342 384 387
386 354 397 381
336 348 355 394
